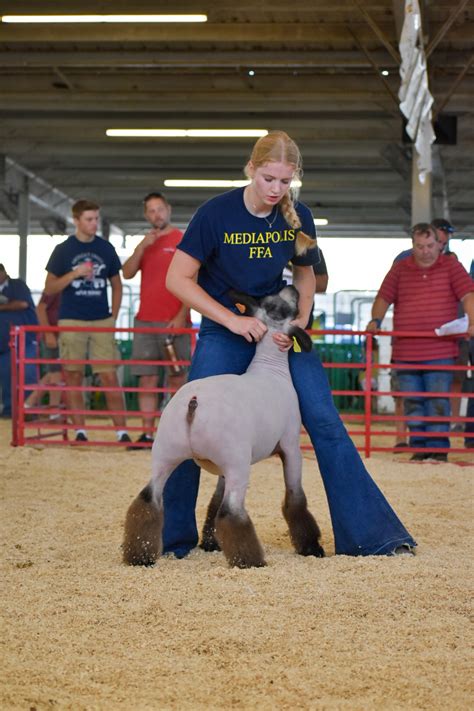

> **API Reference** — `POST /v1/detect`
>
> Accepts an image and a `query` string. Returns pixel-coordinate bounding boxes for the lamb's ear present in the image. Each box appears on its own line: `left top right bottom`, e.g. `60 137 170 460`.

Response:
287 325 313 353
227 289 260 316
279 285 300 307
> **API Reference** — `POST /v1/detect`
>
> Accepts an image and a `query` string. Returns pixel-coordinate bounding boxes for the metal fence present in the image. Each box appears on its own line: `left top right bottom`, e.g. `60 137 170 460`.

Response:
7 324 473 458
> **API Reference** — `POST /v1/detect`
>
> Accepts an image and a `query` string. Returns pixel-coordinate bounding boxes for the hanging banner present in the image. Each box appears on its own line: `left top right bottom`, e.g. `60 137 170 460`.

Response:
398 0 435 183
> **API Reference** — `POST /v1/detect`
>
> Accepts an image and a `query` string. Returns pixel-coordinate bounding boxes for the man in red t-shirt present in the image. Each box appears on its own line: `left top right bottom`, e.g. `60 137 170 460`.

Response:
122 193 190 448
367 223 474 462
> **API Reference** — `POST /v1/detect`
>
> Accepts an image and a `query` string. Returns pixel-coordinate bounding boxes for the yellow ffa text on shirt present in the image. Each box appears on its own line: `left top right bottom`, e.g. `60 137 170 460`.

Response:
223 229 296 259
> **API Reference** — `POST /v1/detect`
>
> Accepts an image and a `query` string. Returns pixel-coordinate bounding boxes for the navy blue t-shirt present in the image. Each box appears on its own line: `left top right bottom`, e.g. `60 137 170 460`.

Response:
178 188 320 309
46 235 122 320
393 248 412 263
0 278 38 352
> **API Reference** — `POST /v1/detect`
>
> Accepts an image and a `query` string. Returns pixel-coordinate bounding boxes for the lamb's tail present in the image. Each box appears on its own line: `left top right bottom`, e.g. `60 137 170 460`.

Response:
186 395 198 424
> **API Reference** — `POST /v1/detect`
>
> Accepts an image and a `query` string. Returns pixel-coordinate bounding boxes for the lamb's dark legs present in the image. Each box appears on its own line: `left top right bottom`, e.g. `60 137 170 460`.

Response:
279 448 325 557
122 484 163 565
282 490 325 557
215 505 266 568
200 475 224 552
215 468 266 568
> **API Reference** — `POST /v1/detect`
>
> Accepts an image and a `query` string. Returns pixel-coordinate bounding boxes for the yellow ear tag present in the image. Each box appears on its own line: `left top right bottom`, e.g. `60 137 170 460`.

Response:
235 303 246 314
293 337 301 352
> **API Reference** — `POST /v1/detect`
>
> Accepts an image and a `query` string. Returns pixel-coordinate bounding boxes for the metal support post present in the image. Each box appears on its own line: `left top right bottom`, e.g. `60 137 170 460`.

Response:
18 176 29 280
411 150 432 224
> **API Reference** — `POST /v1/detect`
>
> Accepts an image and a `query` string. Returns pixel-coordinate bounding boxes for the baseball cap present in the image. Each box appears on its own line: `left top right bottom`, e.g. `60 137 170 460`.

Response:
432 218 454 233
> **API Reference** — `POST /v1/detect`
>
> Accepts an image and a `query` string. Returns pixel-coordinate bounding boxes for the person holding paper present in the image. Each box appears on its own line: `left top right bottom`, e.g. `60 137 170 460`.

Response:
368 224 473 462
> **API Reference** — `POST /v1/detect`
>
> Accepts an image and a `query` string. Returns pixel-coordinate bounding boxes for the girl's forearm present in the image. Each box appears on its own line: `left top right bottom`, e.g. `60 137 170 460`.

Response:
168 274 235 329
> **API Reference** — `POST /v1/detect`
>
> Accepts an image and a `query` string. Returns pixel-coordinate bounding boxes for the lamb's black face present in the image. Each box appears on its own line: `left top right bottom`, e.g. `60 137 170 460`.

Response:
260 285 299 324
227 285 300 326
228 285 311 351
261 295 296 322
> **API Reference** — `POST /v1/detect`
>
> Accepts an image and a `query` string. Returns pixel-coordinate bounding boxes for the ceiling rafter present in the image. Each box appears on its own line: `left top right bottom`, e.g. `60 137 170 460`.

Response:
353 0 400 63
0 1 472 236
2 21 473 44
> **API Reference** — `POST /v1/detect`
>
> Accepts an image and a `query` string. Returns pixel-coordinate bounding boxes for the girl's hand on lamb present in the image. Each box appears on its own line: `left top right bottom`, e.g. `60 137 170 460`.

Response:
228 314 268 343
272 332 293 352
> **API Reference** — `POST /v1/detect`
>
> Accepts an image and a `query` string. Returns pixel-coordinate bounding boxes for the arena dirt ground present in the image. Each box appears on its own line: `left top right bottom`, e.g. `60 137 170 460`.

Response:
1 417 473 710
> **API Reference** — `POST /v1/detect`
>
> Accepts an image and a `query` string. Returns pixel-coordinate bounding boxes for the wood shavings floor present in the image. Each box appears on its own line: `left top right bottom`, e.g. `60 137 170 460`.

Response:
1 420 472 710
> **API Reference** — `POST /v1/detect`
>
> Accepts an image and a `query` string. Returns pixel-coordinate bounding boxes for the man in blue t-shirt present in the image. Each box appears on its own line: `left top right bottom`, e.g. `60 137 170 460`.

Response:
44 200 130 444
0 263 38 417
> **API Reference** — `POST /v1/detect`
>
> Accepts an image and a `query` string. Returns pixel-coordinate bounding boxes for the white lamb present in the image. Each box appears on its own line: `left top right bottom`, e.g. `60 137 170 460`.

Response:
123 285 324 568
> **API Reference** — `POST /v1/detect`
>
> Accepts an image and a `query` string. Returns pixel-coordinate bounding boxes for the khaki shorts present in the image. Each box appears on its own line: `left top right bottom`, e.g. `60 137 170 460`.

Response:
131 319 191 377
59 317 118 374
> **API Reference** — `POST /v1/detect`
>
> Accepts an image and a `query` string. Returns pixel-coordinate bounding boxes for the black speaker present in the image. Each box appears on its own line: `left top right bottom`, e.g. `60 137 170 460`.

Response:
402 113 457 145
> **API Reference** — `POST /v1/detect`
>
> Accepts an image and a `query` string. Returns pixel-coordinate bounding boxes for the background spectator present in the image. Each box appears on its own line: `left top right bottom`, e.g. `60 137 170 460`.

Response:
0 264 38 418
44 200 130 444
305 248 328 329
24 291 63 419
431 218 455 255
283 247 327 330
122 192 190 449
394 217 455 264
391 219 457 448
367 223 473 462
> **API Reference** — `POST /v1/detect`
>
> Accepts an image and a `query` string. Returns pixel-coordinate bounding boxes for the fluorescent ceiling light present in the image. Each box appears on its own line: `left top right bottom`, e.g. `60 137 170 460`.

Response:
189 129 267 138
164 179 302 188
106 128 268 138
2 15 207 24
165 180 250 188
107 129 186 137
314 218 328 226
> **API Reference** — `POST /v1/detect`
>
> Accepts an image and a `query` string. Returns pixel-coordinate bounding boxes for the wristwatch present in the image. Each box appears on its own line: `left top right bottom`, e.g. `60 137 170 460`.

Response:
369 318 382 328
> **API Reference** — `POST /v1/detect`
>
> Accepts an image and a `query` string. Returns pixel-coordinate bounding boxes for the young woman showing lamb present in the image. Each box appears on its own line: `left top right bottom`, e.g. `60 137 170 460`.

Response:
125 130 416 563
123 286 325 568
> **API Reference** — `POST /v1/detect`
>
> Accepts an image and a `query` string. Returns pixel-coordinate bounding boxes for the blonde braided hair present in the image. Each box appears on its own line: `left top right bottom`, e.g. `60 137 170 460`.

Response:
245 130 317 256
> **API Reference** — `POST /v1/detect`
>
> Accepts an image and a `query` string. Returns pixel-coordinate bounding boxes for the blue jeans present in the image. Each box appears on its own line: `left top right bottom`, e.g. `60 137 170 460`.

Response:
0 341 38 417
162 319 416 557
396 359 454 450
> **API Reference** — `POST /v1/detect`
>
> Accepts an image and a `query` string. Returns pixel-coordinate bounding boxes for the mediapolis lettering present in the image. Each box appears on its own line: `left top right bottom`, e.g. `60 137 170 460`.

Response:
223 229 296 258
224 229 296 245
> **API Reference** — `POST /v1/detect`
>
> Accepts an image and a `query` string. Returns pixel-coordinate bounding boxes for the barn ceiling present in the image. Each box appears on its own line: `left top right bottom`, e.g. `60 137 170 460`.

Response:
1 0 473 238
